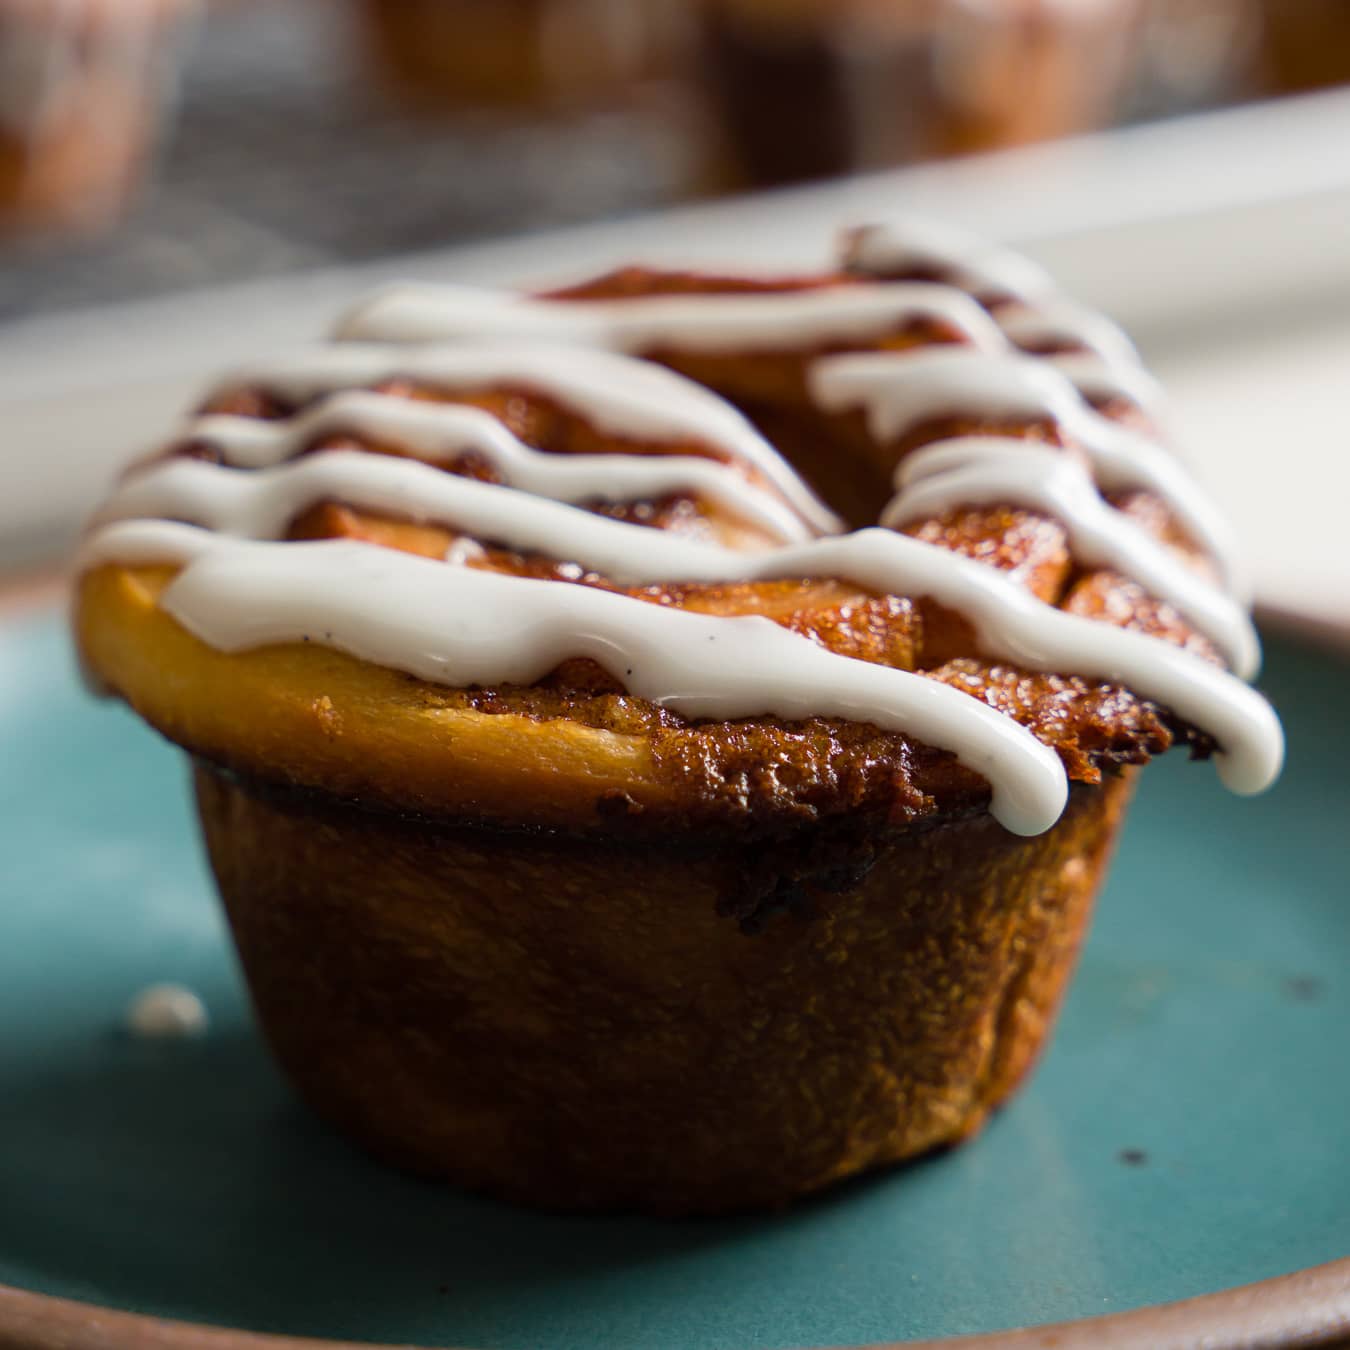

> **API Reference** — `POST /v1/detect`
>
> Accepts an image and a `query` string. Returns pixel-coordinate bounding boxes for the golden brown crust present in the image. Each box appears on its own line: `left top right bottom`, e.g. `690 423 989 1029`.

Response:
76 265 1217 836
194 381 787 553
198 762 1136 1213
77 561 1191 837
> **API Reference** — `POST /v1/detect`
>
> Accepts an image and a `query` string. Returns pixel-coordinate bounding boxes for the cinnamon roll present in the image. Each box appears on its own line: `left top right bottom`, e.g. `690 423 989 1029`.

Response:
73 217 1282 1214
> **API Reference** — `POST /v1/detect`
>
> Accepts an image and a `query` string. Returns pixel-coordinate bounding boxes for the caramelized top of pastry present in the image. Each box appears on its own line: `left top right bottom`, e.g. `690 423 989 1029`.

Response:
75 218 1282 840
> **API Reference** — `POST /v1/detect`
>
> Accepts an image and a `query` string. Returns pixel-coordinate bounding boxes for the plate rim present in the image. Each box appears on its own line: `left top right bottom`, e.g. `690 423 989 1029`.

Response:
2 1256 1349 1350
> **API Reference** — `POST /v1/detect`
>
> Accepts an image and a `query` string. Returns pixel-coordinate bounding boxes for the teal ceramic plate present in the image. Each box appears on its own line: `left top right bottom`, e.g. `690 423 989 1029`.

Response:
1 609 1347 1350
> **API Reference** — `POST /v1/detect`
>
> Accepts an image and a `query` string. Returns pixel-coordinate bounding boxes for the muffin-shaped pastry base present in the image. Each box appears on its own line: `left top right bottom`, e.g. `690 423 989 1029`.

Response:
74 246 1276 1216
196 760 1134 1215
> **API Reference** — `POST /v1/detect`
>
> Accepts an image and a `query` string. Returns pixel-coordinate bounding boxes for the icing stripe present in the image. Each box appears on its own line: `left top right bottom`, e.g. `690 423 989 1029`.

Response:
992 300 1141 370
335 280 1010 356
841 221 1056 303
86 452 1282 797
96 452 770 582
883 439 1258 677
78 522 1071 838
769 529 1282 800
185 391 815 546
807 347 1243 595
840 221 1162 414
212 343 842 536
1045 350 1170 417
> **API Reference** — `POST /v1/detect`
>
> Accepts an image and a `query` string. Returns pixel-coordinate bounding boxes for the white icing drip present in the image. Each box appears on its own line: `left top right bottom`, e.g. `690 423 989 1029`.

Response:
841 221 1056 303
882 439 1259 678
97 452 787 581
212 343 841 536
807 347 1243 595
996 300 1141 370
747 530 1282 800
82 227 1285 836
82 457 1282 802
810 345 1075 443
183 391 814 546
839 221 1162 413
1046 350 1170 417
78 521 1070 838
327 245 1189 591
336 280 1009 357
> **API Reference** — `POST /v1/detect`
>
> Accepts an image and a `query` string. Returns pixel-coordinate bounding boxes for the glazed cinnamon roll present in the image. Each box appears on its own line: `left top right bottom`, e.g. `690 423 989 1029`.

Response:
74 218 1281 1214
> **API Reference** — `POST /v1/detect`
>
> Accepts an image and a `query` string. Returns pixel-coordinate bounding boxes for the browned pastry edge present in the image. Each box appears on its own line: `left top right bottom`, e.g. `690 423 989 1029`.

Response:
76 560 1203 844
81 262 1223 838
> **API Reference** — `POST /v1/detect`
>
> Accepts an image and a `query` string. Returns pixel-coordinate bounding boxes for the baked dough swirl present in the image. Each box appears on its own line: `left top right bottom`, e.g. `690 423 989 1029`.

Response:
73 218 1283 1213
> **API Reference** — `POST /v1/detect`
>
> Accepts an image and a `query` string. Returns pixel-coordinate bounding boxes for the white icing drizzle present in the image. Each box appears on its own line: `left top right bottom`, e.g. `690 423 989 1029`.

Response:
183 391 814 546
335 280 1009 357
807 347 1244 596
840 221 1161 414
96 452 785 582
212 343 841 536
882 439 1258 677
841 220 1056 303
994 300 1141 371
81 224 1286 839
110 424 1253 678
78 521 1070 838
847 226 1144 372
1045 350 1170 418
83 455 1282 804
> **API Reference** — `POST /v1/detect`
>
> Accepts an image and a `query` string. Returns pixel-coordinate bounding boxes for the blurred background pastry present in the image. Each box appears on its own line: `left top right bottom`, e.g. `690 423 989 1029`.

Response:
1254 0 1350 94
697 0 1141 188
0 0 196 237
4 0 1350 311
358 0 694 112
1121 0 1259 118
